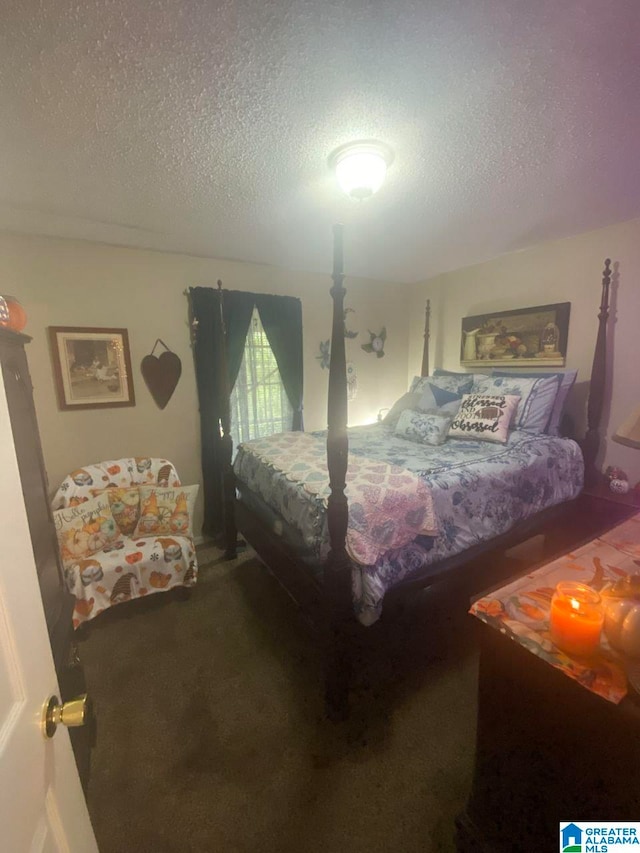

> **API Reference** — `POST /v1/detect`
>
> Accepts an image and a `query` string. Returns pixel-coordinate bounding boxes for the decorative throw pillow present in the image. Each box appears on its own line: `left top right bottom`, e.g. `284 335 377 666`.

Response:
416 381 463 415
54 493 123 567
395 409 452 446
382 391 422 427
133 484 199 538
449 394 520 444
433 368 488 383
471 374 560 433
493 369 578 436
434 369 490 390
410 372 474 397
409 375 430 395
106 487 141 536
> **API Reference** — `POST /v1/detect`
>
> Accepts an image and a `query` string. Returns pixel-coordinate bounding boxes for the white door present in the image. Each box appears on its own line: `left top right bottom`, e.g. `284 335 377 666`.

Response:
0 379 98 851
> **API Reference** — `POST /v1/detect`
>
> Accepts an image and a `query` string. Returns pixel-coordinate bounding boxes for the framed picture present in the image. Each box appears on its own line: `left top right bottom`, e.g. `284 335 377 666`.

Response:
460 303 571 368
49 326 135 410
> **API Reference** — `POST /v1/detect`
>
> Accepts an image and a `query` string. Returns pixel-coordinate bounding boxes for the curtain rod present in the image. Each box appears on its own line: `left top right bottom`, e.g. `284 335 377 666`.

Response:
183 280 224 296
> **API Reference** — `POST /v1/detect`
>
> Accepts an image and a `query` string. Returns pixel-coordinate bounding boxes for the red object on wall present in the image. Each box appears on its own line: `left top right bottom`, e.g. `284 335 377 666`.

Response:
0 296 27 331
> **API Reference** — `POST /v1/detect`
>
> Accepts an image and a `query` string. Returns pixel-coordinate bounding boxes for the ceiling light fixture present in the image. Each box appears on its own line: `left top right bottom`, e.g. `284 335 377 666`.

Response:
328 140 394 200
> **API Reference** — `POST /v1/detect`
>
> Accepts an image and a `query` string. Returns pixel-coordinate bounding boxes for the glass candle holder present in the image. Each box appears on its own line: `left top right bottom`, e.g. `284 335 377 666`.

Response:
550 582 604 658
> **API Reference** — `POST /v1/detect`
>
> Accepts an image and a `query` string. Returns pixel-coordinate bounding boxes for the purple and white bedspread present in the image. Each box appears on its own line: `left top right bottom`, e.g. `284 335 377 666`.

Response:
233 431 438 566
234 424 583 626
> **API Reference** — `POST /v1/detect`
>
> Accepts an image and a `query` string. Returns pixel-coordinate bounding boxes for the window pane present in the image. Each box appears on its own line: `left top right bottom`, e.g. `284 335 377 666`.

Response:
230 308 293 451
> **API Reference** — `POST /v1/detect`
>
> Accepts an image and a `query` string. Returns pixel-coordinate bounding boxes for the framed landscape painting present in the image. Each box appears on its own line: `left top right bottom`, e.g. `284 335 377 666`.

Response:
460 303 571 368
49 326 135 410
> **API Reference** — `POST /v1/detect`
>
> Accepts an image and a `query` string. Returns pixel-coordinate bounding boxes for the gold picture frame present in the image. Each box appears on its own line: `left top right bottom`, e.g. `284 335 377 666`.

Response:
460 303 571 368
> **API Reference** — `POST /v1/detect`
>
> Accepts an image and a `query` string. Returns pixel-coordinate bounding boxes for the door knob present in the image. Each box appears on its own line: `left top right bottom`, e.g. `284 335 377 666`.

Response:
41 694 90 739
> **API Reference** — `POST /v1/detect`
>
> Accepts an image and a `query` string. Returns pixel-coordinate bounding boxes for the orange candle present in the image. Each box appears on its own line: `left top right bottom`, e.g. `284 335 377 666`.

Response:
550 582 604 657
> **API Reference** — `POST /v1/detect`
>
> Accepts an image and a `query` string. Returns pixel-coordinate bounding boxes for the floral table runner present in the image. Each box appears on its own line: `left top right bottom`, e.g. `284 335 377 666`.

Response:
470 513 640 704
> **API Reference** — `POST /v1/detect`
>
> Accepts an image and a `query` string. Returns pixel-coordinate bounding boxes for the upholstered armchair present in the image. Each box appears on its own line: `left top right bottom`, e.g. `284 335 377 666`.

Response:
52 457 198 628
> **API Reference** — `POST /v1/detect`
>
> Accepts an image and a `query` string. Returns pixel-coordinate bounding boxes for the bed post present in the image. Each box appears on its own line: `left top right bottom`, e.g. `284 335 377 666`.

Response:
582 259 611 488
421 298 431 377
217 280 238 559
324 223 354 719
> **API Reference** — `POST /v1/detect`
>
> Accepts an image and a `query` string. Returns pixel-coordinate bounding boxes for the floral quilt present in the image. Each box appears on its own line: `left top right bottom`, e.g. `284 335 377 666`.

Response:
235 431 438 566
234 424 584 625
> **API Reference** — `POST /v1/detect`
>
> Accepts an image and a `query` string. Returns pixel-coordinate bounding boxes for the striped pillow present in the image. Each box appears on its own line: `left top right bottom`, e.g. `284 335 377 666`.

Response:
470 374 560 433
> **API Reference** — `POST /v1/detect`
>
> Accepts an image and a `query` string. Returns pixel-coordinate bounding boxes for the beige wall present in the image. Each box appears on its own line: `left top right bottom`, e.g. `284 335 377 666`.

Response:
0 232 410 534
6 215 638 533
409 217 640 482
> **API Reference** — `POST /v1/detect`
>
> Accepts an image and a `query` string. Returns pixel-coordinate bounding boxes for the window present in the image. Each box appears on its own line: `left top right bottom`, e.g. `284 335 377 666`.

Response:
230 308 292 448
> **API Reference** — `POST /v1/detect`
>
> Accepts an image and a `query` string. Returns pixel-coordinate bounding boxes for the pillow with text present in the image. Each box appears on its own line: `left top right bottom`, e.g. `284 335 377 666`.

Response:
133 484 199 538
54 493 123 567
449 393 520 444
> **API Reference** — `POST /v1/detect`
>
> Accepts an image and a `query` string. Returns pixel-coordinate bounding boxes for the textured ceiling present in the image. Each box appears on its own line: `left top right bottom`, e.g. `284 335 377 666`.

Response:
1 0 639 282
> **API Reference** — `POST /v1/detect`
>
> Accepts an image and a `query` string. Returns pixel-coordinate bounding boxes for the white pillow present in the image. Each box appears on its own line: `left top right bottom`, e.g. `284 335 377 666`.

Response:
382 391 422 427
54 493 123 567
449 394 520 444
134 484 199 538
471 374 560 433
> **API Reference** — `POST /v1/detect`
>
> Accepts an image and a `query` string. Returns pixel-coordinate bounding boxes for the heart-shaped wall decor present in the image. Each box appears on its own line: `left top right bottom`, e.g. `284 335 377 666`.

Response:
141 341 182 409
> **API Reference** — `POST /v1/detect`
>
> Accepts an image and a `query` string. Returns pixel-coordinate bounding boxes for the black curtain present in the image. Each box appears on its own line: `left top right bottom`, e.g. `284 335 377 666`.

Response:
255 294 304 431
190 287 303 538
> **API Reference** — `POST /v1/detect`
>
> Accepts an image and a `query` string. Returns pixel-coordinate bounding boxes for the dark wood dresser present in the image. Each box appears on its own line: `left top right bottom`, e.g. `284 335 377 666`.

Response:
456 497 640 852
0 327 92 788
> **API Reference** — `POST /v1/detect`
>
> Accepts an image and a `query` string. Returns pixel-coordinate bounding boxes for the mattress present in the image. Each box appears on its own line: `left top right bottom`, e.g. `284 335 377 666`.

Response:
234 423 584 625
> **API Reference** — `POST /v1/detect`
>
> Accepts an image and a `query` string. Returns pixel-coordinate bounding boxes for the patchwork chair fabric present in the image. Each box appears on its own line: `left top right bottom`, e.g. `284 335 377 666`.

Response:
52 458 198 628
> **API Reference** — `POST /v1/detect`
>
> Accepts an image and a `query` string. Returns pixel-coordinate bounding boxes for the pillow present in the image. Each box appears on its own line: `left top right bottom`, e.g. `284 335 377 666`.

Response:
433 368 482 380
395 409 452 446
134 485 199 537
416 382 462 415
547 370 577 436
410 373 474 396
434 368 489 386
471 374 560 433
492 369 577 436
102 487 141 536
382 391 422 427
449 394 520 444
54 493 123 567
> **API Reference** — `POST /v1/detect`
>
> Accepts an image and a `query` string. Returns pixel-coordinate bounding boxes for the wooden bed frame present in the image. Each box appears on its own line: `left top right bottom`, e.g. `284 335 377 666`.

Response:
218 241 612 718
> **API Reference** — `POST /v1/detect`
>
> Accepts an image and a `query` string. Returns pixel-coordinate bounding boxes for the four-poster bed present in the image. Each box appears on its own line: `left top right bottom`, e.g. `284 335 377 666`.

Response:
217 236 612 718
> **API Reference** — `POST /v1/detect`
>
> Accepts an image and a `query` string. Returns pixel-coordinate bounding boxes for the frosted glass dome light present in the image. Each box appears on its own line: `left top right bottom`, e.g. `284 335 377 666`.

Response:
329 141 394 199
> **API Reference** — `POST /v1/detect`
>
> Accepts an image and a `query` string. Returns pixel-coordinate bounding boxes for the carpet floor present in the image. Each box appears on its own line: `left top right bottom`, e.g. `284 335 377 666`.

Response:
80 544 484 853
